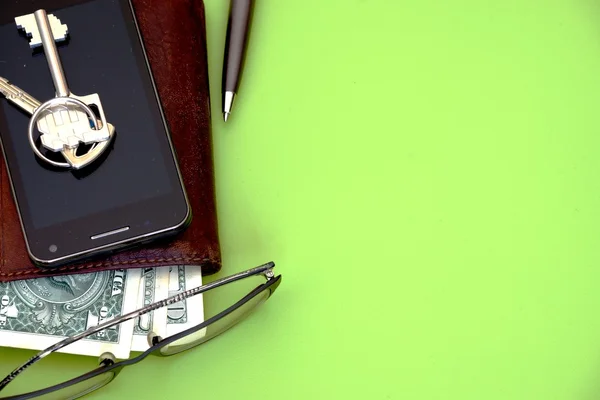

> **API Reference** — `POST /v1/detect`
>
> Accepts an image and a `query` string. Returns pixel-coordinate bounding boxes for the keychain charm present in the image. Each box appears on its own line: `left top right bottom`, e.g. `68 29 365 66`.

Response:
13 10 115 170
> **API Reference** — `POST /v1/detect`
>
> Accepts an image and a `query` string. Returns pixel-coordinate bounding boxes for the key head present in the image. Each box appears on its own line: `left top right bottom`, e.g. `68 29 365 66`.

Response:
15 13 68 49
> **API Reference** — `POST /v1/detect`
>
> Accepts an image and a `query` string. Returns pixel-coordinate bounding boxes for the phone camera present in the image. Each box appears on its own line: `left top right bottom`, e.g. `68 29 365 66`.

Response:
49 244 58 253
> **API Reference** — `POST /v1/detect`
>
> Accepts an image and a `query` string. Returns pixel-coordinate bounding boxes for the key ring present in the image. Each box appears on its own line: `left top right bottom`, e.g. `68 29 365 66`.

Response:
28 97 104 169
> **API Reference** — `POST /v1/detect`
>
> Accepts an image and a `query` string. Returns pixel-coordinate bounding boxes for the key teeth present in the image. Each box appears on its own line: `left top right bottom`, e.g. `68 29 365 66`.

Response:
41 131 109 152
82 132 110 144
40 135 65 152
66 136 80 148
38 110 110 152
15 13 69 49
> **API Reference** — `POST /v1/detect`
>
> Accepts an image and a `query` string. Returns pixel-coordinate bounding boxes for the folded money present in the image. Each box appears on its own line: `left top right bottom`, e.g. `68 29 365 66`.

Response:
0 266 204 359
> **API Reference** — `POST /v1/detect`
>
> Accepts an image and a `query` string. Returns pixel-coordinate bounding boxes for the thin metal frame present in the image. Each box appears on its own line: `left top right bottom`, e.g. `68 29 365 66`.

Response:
0 261 281 399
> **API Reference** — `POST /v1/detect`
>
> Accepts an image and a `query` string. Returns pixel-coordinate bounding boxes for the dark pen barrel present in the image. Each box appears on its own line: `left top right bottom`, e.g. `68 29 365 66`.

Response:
222 0 254 97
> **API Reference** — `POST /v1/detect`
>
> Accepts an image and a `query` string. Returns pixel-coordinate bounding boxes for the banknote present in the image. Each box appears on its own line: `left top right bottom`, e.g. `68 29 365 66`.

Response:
166 266 205 341
0 269 141 360
130 267 169 352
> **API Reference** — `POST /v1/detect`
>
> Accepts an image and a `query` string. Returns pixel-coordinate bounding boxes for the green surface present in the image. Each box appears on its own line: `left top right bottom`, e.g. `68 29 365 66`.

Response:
4 0 600 398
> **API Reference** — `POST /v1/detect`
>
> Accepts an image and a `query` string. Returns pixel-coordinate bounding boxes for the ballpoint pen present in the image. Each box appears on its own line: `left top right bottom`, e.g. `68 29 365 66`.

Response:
222 0 254 122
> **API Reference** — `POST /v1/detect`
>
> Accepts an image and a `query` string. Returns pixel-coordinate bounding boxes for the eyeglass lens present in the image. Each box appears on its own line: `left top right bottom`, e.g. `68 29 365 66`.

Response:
158 270 275 355
0 353 115 400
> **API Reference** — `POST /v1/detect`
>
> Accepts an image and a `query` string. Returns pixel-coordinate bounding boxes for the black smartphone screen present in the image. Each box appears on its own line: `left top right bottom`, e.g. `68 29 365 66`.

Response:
0 0 191 265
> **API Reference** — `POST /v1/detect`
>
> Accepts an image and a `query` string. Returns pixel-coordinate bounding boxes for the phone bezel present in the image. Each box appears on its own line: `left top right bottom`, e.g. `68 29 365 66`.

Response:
0 0 192 267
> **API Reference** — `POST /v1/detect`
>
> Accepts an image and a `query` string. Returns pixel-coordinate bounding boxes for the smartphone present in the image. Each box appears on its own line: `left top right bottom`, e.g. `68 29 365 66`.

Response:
0 0 192 267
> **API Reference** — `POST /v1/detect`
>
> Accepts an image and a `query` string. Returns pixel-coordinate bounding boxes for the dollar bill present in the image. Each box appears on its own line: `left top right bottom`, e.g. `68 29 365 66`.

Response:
130 267 169 352
166 266 205 340
0 269 141 360
131 266 206 353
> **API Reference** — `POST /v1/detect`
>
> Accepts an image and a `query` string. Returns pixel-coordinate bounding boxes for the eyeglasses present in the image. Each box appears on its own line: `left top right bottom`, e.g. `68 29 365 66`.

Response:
0 262 281 400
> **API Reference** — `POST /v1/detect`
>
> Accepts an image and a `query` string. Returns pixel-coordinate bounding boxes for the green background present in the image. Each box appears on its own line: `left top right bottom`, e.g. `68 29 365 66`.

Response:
3 0 600 398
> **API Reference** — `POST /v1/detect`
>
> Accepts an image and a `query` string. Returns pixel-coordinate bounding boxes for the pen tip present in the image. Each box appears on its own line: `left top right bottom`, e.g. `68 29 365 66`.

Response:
223 92 235 123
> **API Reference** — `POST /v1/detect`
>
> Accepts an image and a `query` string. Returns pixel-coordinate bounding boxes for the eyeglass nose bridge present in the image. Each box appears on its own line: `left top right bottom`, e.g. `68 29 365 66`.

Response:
147 332 163 347
99 352 116 367
264 269 275 279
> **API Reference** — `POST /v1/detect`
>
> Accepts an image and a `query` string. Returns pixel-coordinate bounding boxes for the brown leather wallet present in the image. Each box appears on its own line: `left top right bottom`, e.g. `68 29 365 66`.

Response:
0 0 221 282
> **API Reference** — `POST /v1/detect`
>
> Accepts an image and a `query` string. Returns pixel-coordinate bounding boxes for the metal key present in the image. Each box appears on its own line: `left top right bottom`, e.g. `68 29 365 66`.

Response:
0 76 115 167
0 77 39 115
0 76 90 147
15 9 112 168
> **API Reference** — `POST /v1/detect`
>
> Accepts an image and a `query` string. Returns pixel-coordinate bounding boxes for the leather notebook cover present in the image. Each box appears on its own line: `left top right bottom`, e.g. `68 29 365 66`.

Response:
0 0 221 282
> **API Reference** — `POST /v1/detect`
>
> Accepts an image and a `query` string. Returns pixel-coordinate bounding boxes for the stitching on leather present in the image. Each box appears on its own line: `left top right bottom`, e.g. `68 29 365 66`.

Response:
0 255 219 278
